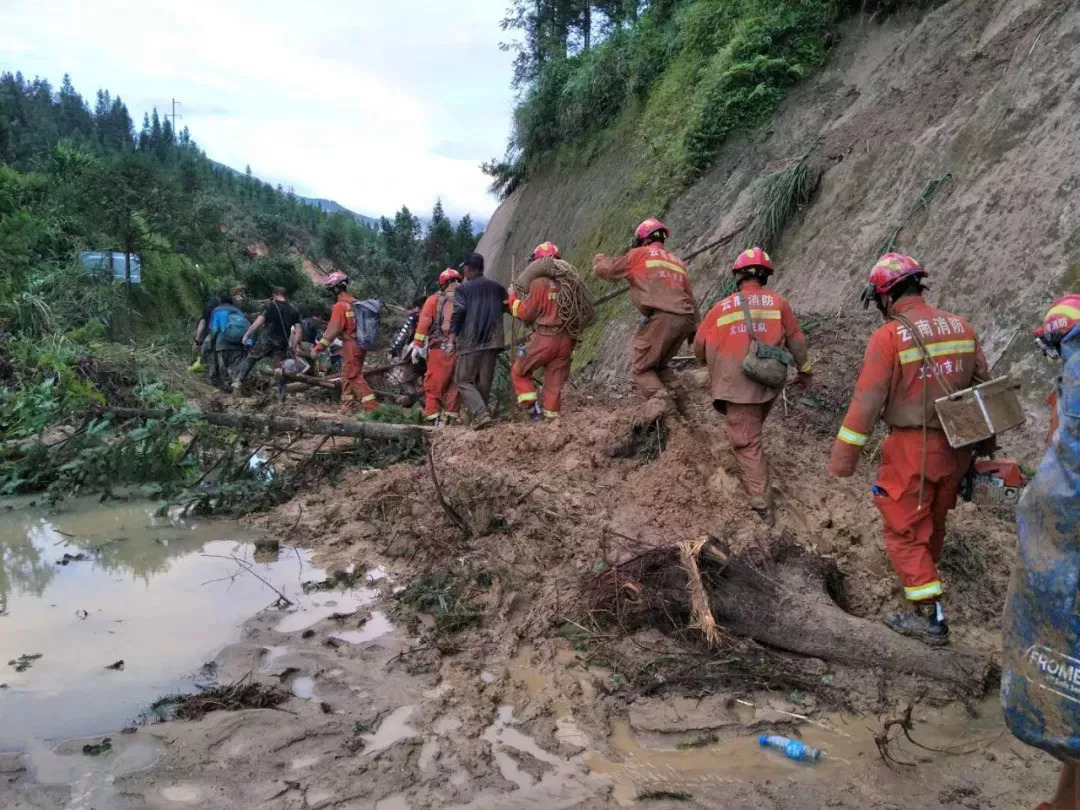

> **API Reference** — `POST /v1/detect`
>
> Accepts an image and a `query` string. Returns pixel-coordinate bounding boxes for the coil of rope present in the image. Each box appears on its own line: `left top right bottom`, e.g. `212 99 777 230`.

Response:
512 257 596 339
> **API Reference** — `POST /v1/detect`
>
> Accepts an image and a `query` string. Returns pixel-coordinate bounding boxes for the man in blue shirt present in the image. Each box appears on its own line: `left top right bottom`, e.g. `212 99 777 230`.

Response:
208 293 249 392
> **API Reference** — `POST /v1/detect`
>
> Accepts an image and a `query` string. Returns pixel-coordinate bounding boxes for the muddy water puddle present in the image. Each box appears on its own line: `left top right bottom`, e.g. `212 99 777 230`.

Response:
586 698 1006 805
0 497 379 752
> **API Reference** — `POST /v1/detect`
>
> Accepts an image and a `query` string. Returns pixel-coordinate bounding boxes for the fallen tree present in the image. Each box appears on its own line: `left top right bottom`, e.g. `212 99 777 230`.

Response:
706 554 993 695
100 406 428 443
593 543 993 696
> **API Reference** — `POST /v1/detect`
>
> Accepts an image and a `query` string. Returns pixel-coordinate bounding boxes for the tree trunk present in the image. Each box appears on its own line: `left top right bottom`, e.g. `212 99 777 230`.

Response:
100 406 427 443
708 558 992 695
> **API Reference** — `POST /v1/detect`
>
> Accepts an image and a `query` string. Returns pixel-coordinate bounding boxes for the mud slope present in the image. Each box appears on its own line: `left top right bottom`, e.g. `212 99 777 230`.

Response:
477 0 1079 389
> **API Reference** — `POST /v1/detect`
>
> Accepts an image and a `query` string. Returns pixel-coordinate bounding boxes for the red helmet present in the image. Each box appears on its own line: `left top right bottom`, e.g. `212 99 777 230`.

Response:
634 218 669 245
324 271 349 289
867 253 926 295
437 268 462 288
530 241 560 260
1037 294 1080 354
732 247 773 275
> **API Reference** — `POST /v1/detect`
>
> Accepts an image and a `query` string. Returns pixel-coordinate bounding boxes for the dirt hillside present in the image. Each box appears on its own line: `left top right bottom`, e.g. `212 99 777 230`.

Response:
476 0 1078 408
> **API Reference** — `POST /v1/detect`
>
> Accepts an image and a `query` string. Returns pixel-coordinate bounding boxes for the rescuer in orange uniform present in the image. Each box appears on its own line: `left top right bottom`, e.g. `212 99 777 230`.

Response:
312 271 378 413
694 248 812 526
509 242 575 420
828 253 989 645
594 219 699 416
412 268 462 425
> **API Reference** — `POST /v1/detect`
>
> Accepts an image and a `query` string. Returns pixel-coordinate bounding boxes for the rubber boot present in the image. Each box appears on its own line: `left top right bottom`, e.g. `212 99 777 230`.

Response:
529 403 542 422
883 599 949 646
472 411 494 431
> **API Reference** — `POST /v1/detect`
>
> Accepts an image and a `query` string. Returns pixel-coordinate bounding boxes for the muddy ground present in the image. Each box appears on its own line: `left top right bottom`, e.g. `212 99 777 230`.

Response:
1 318 1062 808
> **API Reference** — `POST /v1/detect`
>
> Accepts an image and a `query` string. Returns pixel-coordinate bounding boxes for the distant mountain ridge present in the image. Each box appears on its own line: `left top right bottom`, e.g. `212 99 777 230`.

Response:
295 196 379 228
212 161 486 234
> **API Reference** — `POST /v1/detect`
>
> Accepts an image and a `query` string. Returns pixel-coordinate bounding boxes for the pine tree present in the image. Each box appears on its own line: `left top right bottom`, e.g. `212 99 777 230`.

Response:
138 112 151 151
425 198 454 273
453 214 477 262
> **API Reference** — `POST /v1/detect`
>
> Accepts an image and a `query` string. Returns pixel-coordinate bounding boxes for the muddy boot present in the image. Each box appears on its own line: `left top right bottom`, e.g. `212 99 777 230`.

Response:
528 403 542 422
640 392 671 423
883 600 949 646
472 411 494 431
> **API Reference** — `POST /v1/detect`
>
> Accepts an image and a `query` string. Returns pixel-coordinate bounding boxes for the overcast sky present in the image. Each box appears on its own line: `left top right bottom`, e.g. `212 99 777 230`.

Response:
0 0 516 221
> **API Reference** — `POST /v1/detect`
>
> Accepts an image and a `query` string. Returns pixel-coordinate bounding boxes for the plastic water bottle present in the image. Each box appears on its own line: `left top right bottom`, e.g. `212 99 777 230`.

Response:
758 734 823 763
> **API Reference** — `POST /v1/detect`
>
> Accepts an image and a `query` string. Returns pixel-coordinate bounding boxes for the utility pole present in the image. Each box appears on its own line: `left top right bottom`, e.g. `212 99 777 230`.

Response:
169 98 182 133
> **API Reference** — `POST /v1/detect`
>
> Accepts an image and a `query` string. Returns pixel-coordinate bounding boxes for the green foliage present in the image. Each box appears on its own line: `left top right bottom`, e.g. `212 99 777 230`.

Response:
743 158 815 253
397 571 483 635
488 0 846 199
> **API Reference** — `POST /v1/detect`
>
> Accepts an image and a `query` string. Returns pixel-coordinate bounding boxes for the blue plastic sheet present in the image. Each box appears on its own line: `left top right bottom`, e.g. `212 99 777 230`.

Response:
1002 324 1080 761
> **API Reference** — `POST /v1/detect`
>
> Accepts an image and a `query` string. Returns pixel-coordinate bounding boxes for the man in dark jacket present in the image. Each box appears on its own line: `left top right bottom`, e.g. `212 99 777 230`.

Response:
447 252 507 429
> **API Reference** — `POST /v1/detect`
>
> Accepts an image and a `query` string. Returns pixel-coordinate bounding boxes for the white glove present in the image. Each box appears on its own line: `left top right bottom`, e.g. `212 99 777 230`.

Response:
406 344 426 364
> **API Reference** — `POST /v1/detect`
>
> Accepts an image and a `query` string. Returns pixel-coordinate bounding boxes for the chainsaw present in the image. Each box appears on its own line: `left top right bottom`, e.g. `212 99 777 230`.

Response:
960 458 1028 506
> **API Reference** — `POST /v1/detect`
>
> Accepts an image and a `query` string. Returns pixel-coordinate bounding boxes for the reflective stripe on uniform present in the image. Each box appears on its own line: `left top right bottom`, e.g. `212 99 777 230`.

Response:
714 309 782 328
413 331 426 342
798 361 813 373
897 339 975 365
645 259 686 275
345 310 354 318
511 300 522 317
547 292 558 299
905 581 943 601
424 413 440 422
517 391 538 403
361 394 376 403
837 426 869 446
542 409 559 418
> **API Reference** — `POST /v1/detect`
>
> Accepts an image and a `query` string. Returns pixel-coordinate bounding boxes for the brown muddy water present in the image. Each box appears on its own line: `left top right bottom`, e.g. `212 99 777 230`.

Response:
0 496 377 753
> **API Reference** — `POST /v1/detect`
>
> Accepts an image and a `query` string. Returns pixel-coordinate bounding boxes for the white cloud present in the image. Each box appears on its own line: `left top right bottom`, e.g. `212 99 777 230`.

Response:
0 0 515 220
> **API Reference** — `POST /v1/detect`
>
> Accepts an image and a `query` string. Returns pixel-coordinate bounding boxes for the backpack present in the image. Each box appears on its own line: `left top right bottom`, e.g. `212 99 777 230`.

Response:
352 299 382 351
222 308 249 344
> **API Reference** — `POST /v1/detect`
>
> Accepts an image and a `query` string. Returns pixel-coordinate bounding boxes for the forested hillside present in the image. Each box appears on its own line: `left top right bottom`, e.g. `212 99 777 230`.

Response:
0 71 479 439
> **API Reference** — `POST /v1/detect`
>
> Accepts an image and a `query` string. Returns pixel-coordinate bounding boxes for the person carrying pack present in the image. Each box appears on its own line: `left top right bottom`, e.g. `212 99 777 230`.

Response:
413 269 462 424
312 272 378 413
1002 295 1080 810
693 247 811 527
207 293 250 392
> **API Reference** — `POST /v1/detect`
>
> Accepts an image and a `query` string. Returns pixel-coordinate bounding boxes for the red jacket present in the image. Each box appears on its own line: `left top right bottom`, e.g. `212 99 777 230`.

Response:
594 245 698 319
693 281 810 404
828 296 989 476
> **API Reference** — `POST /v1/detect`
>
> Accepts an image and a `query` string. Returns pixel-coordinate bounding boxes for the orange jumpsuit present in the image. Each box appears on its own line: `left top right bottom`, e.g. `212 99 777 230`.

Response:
595 245 698 401
509 273 575 418
828 296 989 602
322 292 377 411
693 281 810 506
413 289 460 422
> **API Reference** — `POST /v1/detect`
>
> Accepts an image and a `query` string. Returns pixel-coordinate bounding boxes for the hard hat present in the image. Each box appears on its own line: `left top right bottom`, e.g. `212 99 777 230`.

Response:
530 241 561 261
324 271 349 288
732 247 773 275
861 253 926 309
1035 294 1080 359
634 218 669 245
437 268 462 288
